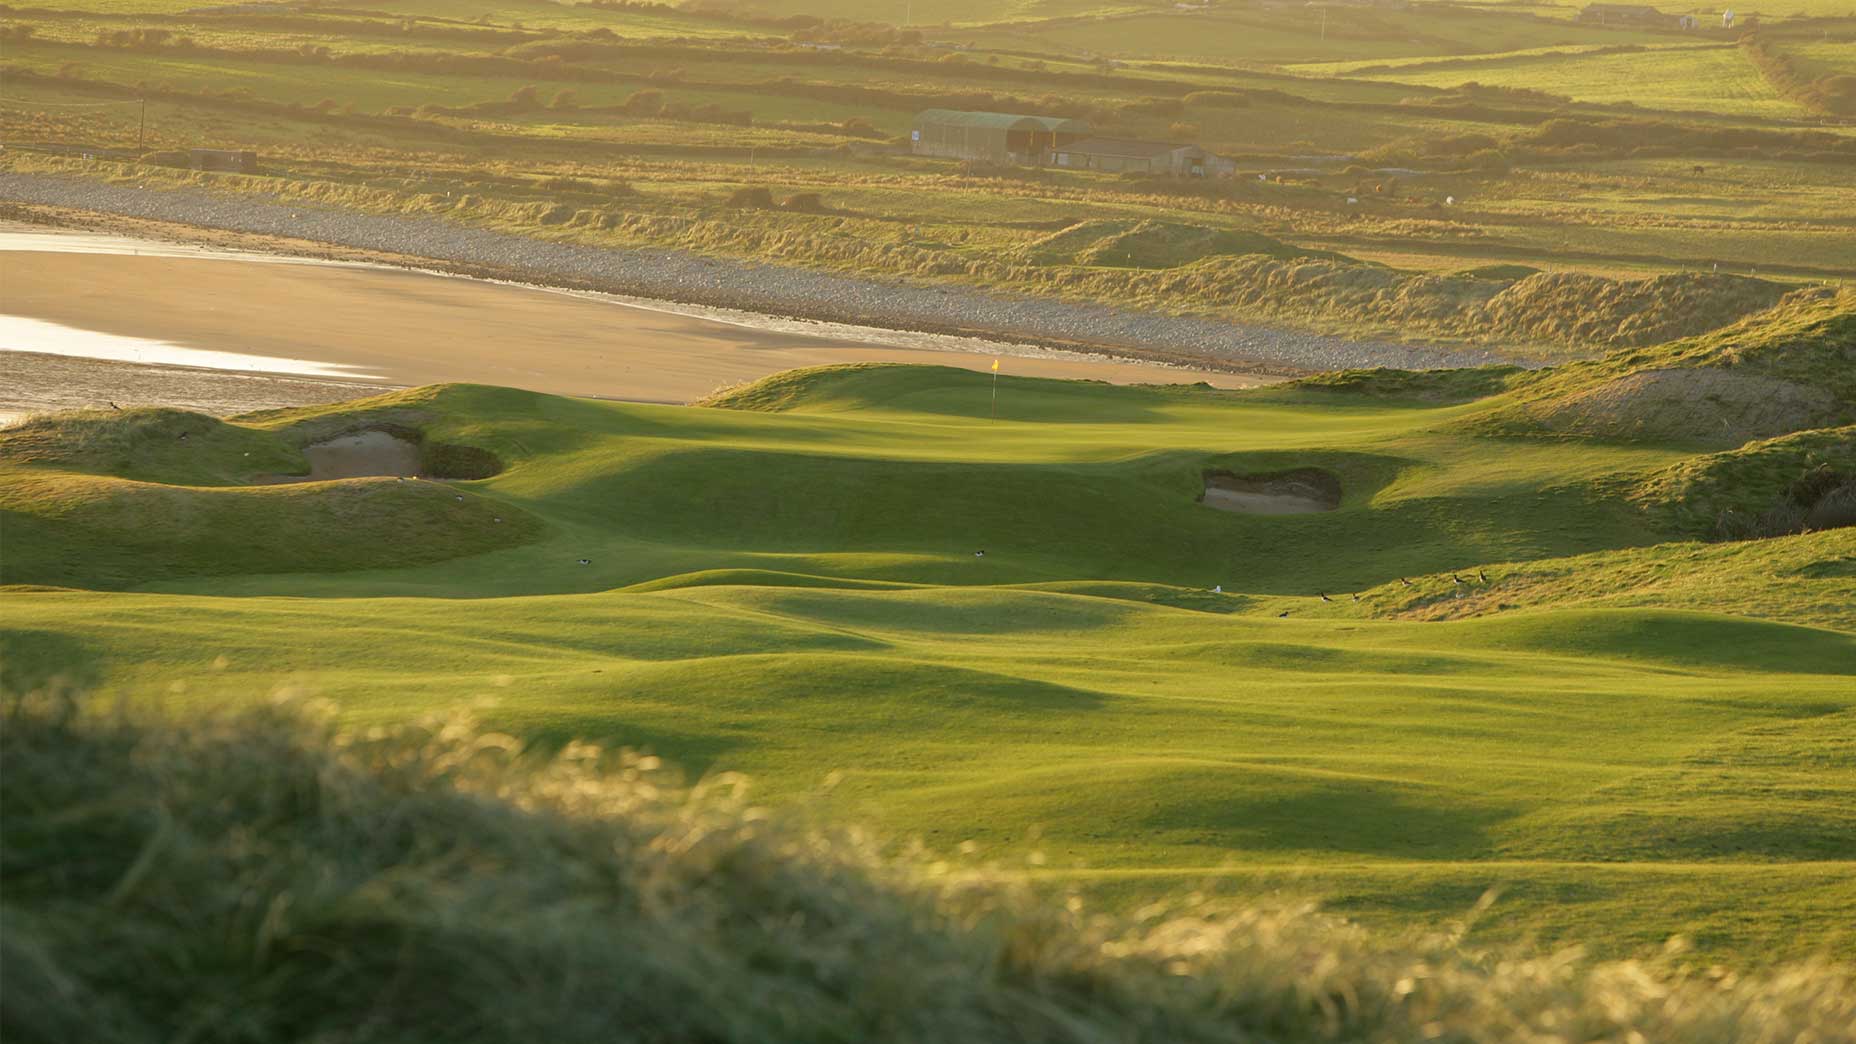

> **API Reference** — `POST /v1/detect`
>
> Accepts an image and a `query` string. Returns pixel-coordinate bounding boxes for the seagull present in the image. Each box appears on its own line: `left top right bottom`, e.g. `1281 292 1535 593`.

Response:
493 517 503 523
1319 593 1333 602
1212 584 1222 593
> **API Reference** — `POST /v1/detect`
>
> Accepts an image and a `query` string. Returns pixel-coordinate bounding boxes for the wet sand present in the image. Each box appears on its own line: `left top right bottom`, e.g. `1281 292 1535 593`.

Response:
0 230 1272 418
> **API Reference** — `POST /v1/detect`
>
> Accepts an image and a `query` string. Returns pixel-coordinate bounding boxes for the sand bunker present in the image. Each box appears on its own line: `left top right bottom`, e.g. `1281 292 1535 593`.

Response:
1200 468 1342 515
300 430 422 480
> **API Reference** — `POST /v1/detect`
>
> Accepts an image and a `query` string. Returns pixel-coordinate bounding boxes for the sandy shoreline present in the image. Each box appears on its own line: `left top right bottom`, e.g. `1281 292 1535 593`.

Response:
0 176 1510 376
0 226 1276 421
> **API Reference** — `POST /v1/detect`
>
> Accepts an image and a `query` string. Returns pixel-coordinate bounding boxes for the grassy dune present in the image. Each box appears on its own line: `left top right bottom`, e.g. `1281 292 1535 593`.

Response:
5 296 1853 965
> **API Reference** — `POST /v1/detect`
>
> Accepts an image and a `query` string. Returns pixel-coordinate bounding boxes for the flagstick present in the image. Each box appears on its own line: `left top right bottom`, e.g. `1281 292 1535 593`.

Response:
990 369 998 420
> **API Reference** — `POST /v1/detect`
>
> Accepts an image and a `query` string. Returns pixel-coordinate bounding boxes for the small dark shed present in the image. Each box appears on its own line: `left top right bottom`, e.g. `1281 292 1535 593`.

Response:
188 148 259 173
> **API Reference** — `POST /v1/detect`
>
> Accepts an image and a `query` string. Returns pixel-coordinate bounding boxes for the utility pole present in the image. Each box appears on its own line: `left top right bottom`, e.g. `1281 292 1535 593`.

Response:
137 95 146 150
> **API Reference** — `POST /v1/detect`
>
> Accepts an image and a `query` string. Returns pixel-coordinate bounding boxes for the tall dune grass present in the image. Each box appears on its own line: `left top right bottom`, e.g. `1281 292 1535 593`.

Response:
4 690 1852 1043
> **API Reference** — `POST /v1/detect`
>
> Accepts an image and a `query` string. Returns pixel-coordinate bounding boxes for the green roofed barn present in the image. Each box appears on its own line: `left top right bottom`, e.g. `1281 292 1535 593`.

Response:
911 109 1091 165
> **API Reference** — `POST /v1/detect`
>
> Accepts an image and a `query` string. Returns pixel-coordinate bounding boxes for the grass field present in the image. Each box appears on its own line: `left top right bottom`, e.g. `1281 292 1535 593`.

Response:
6 292 1854 966
4 0 1853 358
1339 44 1808 117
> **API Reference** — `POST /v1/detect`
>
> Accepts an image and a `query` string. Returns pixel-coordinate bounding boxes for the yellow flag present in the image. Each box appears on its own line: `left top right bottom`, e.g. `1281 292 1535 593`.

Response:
991 359 1000 371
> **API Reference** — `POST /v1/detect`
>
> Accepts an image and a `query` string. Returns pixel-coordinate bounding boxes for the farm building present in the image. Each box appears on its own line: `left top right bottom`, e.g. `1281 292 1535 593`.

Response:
911 110 1091 164
1575 3 1667 24
1047 138 1212 177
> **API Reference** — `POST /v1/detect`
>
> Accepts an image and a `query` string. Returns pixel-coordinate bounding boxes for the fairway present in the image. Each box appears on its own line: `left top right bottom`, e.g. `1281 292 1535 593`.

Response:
7 287 1854 964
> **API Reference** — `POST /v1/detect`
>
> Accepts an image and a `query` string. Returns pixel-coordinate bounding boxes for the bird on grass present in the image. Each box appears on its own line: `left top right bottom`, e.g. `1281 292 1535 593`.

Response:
108 401 121 411
493 517 503 524
1399 577 1413 587
1277 610 1291 618
1478 568 1489 583
455 494 465 502
1452 573 1465 585
577 558 591 566
1319 593 1333 602
1351 593 1361 602
974 550 987 558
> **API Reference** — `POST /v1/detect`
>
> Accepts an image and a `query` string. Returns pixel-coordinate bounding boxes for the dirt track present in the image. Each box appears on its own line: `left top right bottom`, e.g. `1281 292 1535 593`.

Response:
0 237 1274 419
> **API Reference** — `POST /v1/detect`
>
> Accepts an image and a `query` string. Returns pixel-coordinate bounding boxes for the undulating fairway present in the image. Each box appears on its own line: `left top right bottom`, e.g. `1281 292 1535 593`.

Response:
6 292 1853 966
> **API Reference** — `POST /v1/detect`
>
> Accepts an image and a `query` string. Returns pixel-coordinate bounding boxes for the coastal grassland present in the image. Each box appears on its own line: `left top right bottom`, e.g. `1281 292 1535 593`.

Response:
4 0 1854 357
5 330 1855 964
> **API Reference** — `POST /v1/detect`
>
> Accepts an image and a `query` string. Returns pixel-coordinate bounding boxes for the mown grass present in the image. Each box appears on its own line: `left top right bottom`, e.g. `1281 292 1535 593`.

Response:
5 309 1854 963
11 693 1853 1043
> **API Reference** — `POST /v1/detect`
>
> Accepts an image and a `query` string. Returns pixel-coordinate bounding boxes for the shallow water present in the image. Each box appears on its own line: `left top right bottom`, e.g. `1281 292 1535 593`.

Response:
0 315 387 381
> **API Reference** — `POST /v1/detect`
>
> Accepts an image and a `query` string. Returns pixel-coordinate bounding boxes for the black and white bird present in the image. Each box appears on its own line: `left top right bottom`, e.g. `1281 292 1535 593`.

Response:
1277 610 1291 618
1319 592 1333 602
493 517 503 523
1478 568 1488 583
577 558 590 565
108 401 121 411
974 550 986 558
456 494 465 502
1452 574 1465 585
1400 577 1413 587
1351 593 1361 602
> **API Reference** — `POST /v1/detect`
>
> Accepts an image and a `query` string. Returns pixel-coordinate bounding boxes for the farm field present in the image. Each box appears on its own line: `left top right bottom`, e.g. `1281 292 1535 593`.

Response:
1340 44 1808 117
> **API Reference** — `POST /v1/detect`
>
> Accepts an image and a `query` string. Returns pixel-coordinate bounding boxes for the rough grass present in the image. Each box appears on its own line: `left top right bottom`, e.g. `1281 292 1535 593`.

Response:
1633 425 1856 537
1310 528 1856 632
0 394 544 588
5 692 1854 1044
1467 288 1856 444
